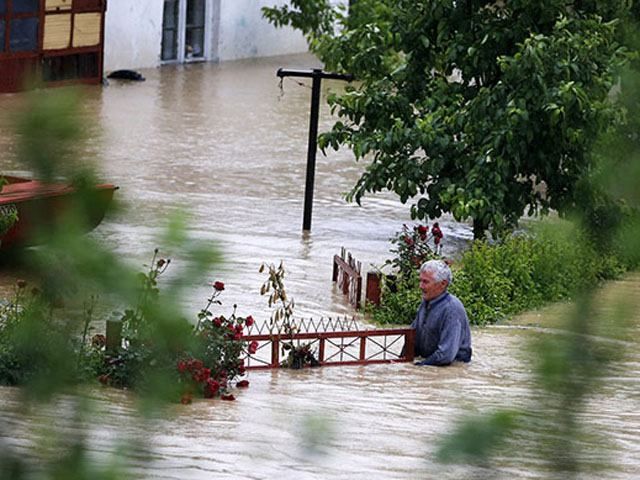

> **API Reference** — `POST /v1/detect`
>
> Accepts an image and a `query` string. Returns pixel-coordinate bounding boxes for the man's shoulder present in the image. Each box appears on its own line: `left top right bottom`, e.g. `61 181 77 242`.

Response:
443 293 466 311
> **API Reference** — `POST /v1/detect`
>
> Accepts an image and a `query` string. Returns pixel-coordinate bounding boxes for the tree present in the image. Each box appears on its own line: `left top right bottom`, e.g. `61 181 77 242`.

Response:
263 1 633 238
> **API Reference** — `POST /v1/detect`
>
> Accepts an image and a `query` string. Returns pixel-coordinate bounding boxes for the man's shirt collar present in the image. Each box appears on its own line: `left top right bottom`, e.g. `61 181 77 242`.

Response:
425 291 449 309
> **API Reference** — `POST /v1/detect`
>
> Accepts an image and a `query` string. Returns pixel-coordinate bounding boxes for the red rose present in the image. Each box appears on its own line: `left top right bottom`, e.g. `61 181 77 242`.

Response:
245 316 254 327
177 361 187 373
213 281 225 291
417 225 428 235
221 393 235 401
91 334 107 348
248 340 259 354
189 359 204 371
233 332 242 341
204 379 220 398
404 237 414 246
238 365 246 375
236 380 250 388
213 317 222 327
235 324 243 333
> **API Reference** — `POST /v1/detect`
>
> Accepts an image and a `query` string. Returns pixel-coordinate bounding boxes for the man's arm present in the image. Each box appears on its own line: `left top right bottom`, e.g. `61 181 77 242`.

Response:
415 313 461 366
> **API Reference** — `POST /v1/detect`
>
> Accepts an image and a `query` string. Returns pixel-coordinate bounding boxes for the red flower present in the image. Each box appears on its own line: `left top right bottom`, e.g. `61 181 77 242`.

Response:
233 332 243 341
213 317 222 327
238 365 246 375
248 340 259 354
235 324 243 333
245 316 254 327
188 359 204 371
221 393 236 401
404 236 414 246
236 380 250 388
177 361 187 373
213 281 225 291
91 334 107 348
204 378 220 398
417 225 428 235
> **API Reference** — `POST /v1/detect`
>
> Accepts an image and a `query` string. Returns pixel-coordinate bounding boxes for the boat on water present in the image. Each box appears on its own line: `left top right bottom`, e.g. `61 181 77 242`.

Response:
0 175 117 251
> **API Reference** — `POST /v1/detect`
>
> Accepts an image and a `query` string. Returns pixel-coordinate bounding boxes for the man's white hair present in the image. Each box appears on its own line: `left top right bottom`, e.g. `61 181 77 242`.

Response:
420 259 452 285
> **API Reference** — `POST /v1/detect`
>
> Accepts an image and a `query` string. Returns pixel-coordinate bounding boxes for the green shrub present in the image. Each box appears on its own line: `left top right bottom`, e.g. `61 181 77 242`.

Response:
370 221 630 326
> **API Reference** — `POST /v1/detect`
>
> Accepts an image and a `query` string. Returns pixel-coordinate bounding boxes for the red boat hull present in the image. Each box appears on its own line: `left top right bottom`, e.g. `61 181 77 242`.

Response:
0 176 117 250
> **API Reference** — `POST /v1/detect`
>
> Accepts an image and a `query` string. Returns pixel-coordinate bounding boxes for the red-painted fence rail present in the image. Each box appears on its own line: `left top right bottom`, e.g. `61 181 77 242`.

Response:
243 327 415 370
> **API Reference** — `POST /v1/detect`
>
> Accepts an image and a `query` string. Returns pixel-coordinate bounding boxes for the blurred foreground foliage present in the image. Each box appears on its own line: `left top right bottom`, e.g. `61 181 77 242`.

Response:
433 58 640 480
0 87 246 478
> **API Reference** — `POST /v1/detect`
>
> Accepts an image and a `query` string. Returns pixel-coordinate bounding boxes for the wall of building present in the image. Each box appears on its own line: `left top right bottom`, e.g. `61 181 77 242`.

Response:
103 0 347 72
103 0 163 72
216 0 308 62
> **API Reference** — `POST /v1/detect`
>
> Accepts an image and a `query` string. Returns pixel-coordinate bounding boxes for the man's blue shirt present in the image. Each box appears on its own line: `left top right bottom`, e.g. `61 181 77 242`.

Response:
411 291 472 366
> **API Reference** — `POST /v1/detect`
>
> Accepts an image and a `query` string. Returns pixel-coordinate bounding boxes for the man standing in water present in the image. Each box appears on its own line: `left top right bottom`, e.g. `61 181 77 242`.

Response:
410 260 472 365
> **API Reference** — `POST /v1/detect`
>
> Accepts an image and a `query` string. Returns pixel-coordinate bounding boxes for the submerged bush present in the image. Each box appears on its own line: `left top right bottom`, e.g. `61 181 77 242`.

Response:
371 221 628 326
0 253 252 403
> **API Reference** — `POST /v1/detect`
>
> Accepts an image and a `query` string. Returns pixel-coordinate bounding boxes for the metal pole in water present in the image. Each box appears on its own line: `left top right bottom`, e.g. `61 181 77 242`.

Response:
276 67 353 232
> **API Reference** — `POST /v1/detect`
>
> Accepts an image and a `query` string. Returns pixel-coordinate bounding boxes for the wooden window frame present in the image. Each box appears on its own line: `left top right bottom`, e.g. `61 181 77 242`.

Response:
41 0 106 87
0 0 42 58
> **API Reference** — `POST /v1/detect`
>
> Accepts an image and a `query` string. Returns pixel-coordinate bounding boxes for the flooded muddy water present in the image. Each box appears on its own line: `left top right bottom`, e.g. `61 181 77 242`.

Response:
1 54 639 479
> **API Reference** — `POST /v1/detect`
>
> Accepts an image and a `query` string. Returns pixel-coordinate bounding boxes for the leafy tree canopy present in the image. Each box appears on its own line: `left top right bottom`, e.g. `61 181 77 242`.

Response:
263 0 636 238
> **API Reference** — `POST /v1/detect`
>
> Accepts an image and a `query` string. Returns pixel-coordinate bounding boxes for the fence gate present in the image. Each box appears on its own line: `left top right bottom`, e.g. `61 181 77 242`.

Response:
242 317 415 370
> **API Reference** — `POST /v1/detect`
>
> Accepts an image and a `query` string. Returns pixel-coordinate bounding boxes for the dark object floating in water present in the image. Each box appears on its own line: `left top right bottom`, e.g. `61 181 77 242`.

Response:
107 70 145 81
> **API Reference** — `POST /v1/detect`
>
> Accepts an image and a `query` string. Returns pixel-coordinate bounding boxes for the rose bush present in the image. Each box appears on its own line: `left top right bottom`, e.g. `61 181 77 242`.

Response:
385 224 437 281
92 252 253 402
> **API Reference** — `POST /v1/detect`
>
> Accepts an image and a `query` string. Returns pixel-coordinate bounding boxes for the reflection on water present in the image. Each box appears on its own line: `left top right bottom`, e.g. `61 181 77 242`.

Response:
1 55 639 478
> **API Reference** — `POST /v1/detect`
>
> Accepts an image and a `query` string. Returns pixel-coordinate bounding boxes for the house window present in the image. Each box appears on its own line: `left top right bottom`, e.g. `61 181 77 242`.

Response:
185 0 204 59
0 20 5 53
161 0 178 61
13 0 38 14
0 0 40 53
162 0 209 63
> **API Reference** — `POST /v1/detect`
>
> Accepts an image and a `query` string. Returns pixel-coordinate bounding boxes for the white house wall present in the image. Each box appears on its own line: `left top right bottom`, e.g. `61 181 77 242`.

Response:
103 0 345 72
216 0 308 61
104 0 163 72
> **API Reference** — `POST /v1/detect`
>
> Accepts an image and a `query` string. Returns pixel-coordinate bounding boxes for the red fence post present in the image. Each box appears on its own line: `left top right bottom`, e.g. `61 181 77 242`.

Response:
271 337 280 367
366 272 382 306
319 337 325 363
105 320 122 352
403 329 415 362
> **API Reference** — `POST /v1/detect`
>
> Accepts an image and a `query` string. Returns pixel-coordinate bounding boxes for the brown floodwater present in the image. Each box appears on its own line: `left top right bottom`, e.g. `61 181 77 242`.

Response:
1 54 639 478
